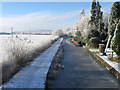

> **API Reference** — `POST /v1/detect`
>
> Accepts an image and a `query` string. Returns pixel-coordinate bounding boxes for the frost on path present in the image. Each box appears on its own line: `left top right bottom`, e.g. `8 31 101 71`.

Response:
2 38 63 89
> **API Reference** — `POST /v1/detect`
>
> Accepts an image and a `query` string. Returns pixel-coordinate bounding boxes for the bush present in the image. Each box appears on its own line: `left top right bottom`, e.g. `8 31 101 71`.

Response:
90 37 100 48
100 31 107 41
112 21 120 56
87 29 100 39
1 35 59 83
108 2 120 36
52 29 64 37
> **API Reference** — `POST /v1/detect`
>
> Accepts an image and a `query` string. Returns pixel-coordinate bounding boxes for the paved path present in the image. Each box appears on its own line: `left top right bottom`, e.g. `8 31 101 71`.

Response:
48 37 119 88
3 38 63 89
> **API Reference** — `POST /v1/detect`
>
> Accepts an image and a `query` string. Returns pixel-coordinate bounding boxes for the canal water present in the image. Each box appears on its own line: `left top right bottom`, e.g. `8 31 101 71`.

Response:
47 37 119 89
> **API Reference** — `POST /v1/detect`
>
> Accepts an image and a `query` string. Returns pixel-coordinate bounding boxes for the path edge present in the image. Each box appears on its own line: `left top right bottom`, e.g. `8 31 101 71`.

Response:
86 48 120 81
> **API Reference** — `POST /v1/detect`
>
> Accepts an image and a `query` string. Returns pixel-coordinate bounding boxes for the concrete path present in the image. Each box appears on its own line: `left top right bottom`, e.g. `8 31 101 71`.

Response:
2 38 63 89
48 37 119 88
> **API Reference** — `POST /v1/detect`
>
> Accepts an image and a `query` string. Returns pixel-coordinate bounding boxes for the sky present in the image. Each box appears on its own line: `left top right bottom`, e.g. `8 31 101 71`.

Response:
1 2 114 32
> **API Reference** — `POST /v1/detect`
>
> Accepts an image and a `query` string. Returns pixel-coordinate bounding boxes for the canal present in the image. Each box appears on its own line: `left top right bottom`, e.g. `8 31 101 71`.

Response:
47 37 119 89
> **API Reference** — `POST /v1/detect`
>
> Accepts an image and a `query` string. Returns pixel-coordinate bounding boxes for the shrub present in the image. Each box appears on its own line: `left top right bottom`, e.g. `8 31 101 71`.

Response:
90 37 100 48
99 31 108 43
1 35 59 83
52 29 64 37
112 21 120 56
108 2 120 36
87 29 100 39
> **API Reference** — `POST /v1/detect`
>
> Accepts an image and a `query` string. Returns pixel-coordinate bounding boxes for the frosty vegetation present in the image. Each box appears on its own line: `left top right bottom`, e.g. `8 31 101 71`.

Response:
109 2 120 56
0 35 59 82
111 20 120 56
52 29 64 37
64 0 120 57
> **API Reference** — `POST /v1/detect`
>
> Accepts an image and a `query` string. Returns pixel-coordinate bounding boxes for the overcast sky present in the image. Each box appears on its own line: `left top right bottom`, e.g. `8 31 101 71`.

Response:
1 2 114 32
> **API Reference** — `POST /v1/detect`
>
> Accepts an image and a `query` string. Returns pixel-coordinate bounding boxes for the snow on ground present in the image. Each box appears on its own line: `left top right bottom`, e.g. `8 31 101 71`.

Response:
89 49 99 52
2 38 63 88
105 48 117 57
89 48 117 57
97 54 120 73
89 48 120 73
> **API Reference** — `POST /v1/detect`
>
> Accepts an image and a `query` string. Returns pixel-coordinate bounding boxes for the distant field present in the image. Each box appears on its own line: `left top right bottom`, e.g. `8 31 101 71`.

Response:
0 35 56 63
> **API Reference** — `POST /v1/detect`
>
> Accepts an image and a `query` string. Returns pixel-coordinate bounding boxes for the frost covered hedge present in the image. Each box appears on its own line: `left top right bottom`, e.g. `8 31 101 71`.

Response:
108 1 120 36
52 29 64 37
109 1 120 56
112 21 120 56
1 35 59 83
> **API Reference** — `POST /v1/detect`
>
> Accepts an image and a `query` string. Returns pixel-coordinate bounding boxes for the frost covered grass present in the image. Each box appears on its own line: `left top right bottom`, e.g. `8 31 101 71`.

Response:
0 35 59 83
